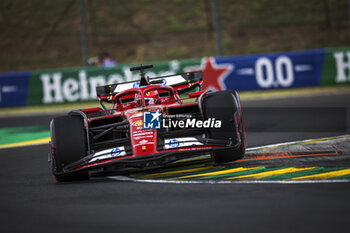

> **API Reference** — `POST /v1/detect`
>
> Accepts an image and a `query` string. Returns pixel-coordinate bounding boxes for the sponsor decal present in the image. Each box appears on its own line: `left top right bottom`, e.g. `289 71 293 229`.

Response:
164 137 203 149
333 51 350 83
168 139 180 148
89 146 126 162
134 135 154 140
163 118 221 128
193 57 233 91
111 147 121 157
143 110 161 129
32 59 198 105
133 131 153 136
140 139 149 144
23 48 337 108
143 111 221 129
0 72 31 107
132 120 143 126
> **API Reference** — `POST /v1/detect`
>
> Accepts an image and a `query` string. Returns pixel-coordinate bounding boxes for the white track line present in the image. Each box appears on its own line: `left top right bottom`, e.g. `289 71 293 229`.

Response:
246 134 350 151
107 135 350 184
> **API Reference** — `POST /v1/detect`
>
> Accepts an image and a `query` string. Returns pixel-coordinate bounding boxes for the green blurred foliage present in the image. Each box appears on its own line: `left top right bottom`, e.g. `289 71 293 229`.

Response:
0 0 349 71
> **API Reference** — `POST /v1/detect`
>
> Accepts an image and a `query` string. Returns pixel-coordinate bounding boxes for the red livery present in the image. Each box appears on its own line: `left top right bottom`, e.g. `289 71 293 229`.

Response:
49 64 246 182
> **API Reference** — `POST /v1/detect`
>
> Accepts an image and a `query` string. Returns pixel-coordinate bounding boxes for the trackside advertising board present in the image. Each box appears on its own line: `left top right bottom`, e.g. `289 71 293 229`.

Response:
0 72 31 107
27 59 201 106
1 47 350 107
321 47 350 86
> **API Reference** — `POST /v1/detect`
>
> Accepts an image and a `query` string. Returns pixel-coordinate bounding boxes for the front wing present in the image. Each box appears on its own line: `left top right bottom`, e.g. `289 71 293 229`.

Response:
52 137 241 177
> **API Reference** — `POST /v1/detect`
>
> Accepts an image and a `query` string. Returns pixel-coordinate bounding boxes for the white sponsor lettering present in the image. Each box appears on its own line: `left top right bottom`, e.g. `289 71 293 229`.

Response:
62 78 79 102
89 76 106 99
2 85 17 93
41 73 64 103
275 56 294 87
79 71 89 100
0 86 18 104
294 64 312 72
256 57 274 88
132 131 153 136
163 118 221 128
255 56 294 88
122 67 141 81
40 61 194 104
333 52 350 83
237 68 254 75
170 60 180 71
41 72 125 103
107 74 124 84
134 135 154 140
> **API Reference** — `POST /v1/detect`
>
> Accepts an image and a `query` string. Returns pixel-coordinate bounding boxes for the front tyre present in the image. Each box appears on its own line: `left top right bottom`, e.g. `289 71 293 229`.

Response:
202 90 246 163
50 115 89 182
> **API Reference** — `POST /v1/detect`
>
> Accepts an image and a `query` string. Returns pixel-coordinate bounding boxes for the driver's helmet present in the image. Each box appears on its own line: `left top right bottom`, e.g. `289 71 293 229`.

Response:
145 90 159 106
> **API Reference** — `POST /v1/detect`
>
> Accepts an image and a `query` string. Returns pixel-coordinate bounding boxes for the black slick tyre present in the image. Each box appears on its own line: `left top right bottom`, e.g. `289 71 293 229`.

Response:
201 90 245 163
50 115 89 182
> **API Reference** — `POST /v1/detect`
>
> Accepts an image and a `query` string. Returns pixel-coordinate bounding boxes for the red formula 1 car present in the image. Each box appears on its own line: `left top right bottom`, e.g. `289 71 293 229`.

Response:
49 64 246 181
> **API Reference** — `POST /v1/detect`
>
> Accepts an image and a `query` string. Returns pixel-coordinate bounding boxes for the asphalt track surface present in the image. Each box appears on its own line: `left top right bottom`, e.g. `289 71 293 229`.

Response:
1 93 350 233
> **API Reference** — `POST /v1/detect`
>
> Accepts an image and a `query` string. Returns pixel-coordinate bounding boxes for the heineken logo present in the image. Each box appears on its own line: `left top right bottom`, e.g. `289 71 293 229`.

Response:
39 61 186 104
40 70 125 103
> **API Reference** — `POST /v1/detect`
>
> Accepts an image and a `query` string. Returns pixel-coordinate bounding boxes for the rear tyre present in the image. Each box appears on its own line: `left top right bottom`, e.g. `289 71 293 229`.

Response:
50 115 89 182
202 90 245 163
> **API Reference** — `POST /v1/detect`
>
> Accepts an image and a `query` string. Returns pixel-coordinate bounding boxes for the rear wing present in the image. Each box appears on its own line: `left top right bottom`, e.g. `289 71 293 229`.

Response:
96 70 203 99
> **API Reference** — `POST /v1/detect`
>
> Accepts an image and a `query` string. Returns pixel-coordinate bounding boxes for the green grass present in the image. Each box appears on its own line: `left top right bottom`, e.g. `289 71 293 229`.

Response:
0 126 50 145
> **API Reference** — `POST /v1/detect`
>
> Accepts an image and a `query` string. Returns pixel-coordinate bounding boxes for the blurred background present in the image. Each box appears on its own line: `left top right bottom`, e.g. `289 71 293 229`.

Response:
1 0 349 72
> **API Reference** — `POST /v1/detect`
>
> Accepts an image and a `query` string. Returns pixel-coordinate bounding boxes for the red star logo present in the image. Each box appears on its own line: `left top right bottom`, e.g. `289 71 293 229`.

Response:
199 57 233 91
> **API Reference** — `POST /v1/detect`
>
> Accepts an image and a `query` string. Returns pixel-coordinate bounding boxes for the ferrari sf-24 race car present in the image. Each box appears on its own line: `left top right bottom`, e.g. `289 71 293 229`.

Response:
49 64 246 181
